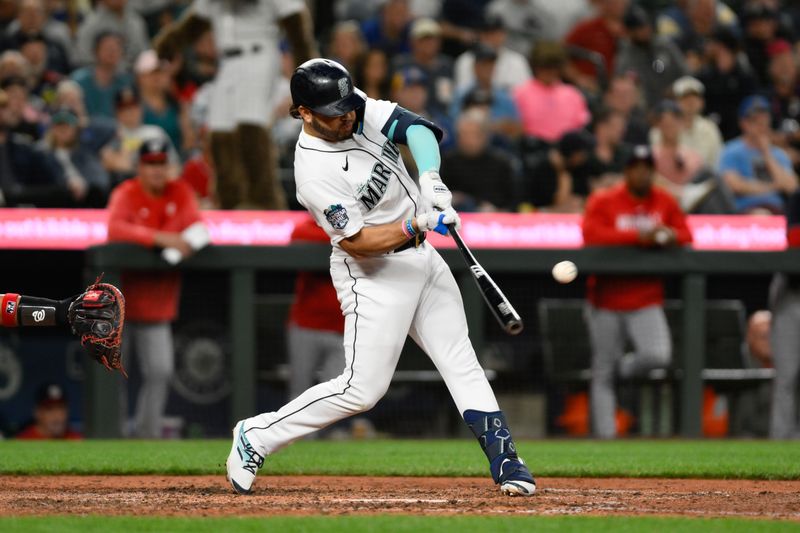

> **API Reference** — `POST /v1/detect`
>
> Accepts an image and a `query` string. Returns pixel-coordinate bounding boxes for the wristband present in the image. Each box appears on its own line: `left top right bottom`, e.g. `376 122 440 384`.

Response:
1 293 20 327
401 218 416 239
401 219 412 239
405 219 417 238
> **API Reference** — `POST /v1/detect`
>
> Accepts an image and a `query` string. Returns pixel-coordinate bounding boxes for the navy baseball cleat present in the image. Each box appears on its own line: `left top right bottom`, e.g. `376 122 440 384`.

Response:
463 409 537 497
499 456 536 496
226 420 264 494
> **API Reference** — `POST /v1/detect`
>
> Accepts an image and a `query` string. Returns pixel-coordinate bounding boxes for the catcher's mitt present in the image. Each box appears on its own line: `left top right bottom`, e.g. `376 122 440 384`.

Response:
68 277 127 377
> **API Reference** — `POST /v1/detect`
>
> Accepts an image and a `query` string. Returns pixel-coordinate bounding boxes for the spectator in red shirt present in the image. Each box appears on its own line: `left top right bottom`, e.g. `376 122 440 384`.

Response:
564 0 629 92
107 137 203 438
16 383 82 440
286 218 345 401
582 144 692 438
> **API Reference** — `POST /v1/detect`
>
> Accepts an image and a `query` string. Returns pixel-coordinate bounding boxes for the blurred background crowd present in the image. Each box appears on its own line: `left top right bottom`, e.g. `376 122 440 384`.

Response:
2 0 800 217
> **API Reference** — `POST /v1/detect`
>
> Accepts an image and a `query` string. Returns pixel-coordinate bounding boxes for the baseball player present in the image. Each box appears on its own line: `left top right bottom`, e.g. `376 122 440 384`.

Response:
769 189 800 439
154 0 317 209
582 145 692 438
226 58 536 497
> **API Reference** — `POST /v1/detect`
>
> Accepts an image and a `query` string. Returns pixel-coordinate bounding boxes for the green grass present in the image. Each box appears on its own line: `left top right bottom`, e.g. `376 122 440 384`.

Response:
1 439 799 480
0 516 797 533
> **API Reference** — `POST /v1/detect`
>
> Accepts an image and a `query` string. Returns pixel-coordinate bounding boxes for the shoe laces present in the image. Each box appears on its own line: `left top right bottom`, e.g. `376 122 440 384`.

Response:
237 431 265 475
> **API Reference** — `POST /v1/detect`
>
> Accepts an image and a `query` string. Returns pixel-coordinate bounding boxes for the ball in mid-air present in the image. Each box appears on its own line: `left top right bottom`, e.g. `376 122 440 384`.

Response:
552 260 578 284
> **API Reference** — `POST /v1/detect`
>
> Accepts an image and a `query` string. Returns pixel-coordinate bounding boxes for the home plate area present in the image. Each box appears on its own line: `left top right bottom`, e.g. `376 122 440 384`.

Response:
1 476 799 519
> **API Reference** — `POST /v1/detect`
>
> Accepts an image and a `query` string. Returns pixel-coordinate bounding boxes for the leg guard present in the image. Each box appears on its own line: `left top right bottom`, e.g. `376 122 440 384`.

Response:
464 409 536 494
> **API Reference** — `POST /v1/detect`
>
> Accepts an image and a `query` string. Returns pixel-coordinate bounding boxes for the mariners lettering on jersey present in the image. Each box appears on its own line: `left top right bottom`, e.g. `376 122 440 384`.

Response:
358 162 393 210
381 140 400 164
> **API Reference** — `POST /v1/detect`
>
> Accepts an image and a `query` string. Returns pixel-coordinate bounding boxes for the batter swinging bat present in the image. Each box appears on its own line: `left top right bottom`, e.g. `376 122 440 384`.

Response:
447 224 524 335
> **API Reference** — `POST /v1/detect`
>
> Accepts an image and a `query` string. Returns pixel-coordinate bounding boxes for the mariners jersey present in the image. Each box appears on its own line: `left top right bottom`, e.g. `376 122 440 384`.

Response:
294 94 422 252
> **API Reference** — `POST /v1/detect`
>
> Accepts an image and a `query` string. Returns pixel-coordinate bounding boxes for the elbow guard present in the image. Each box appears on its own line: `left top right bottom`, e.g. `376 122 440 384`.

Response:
380 106 443 145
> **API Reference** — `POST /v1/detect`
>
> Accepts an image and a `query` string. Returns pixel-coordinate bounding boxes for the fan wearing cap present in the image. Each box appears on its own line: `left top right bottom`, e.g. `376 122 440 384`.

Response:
649 76 722 169
614 4 688 110
43 106 112 206
391 18 454 116
582 144 691 438
16 383 82 439
450 43 522 147
390 65 454 152
153 0 316 210
696 27 759 141
452 15 532 95
106 137 203 438
102 86 180 182
717 95 798 214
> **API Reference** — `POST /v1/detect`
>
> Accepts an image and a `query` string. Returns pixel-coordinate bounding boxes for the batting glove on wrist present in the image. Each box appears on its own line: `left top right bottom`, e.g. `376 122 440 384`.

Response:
416 207 461 236
418 170 452 211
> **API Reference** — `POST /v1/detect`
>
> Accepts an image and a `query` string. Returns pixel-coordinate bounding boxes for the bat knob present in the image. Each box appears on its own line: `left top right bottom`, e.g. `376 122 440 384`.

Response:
505 320 524 336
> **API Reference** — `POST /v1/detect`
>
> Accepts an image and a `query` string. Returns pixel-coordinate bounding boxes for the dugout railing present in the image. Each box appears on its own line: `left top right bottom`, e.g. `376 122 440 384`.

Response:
538 298 773 436
85 243 800 439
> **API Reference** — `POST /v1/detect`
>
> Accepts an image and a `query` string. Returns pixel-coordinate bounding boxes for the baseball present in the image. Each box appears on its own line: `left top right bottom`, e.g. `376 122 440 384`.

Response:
552 261 578 284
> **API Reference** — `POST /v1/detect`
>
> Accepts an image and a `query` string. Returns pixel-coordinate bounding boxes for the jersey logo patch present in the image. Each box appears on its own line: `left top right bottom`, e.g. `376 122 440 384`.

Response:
324 204 349 230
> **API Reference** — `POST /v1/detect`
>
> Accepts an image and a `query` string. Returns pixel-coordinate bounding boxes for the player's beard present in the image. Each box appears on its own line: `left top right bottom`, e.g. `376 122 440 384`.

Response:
310 115 354 142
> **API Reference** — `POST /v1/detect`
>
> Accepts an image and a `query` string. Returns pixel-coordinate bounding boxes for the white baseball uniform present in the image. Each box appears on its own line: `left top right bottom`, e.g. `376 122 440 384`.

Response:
240 94 501 453
192 0 304 131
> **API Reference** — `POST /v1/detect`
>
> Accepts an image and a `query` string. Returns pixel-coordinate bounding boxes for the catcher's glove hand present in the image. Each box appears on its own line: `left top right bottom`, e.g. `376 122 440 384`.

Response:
68 277 127 377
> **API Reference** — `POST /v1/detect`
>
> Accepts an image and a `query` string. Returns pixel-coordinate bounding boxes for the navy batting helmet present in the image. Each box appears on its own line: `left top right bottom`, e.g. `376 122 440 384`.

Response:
290 58 366 118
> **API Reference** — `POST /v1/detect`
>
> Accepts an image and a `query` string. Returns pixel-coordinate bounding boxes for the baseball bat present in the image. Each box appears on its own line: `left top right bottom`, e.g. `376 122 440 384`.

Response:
447 224 524 335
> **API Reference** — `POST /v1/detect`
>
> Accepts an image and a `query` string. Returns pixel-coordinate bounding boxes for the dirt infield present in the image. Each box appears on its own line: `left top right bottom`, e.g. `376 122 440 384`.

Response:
1 476 799 520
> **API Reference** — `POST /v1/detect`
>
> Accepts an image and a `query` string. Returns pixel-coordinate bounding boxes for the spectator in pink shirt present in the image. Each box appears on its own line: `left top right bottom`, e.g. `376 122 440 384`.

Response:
513 41 590 143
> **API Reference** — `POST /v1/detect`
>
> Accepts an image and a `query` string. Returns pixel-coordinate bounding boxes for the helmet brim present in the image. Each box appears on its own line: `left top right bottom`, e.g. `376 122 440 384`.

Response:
311 91 366 117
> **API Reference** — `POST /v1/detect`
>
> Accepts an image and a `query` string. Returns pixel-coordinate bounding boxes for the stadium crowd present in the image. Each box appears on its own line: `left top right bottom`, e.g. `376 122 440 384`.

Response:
0 0 798 216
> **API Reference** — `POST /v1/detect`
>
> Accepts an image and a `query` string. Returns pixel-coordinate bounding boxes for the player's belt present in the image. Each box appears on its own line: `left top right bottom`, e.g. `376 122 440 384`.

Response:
223 44 263 58
392 232 426 253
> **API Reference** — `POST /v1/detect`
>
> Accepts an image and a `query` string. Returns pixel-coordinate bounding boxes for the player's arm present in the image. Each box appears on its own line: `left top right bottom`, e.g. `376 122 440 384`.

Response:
153 11 212 61
278 6 319 65
379 107 452 210
339 212 458 259
0 293 74 327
